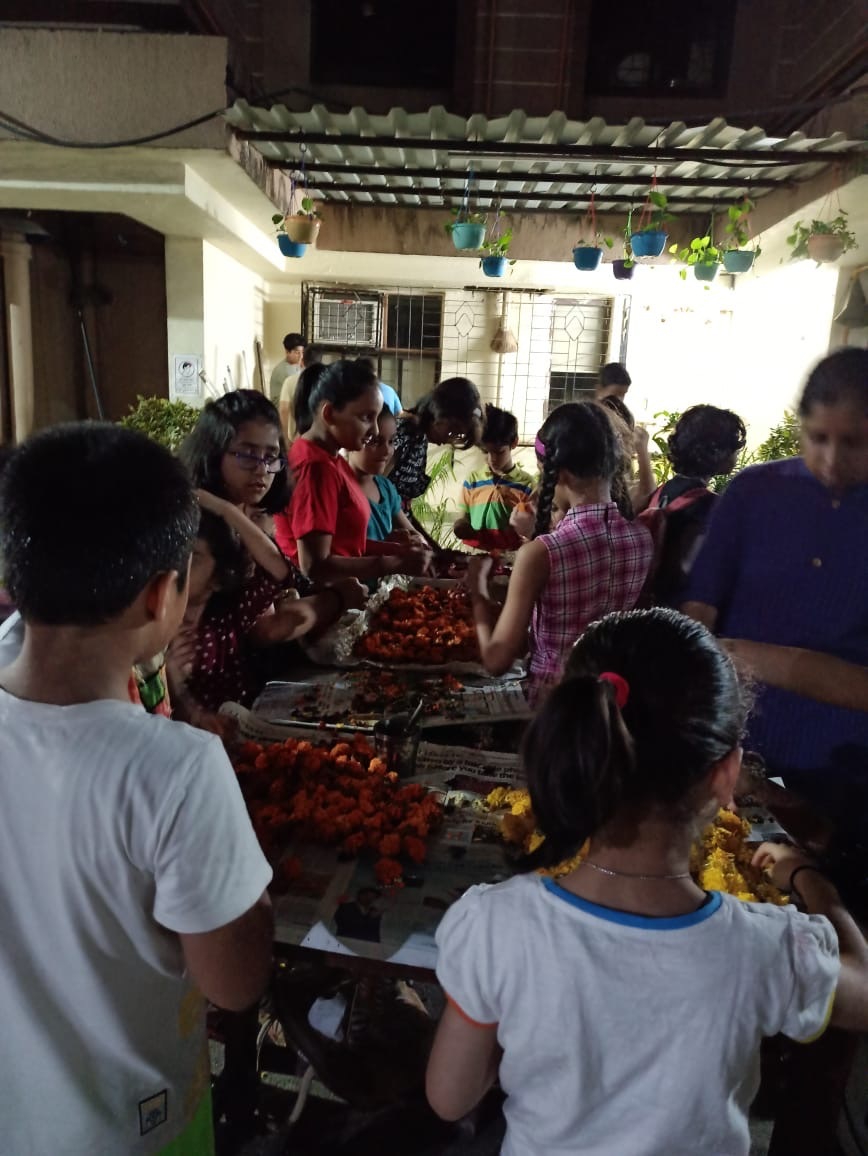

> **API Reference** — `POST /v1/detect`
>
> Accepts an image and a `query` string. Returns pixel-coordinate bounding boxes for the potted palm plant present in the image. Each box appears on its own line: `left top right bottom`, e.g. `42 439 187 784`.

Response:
787 211 858 265
670 234 723 282
722 198 760 274
630 189 672 258
480 228 516 277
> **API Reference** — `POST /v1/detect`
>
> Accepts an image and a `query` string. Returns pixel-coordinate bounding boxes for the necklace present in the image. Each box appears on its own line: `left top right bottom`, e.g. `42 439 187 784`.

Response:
582 859 691 881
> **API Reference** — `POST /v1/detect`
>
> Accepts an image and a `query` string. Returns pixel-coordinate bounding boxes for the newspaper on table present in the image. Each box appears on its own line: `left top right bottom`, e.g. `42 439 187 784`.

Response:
301 575 525 679
251 671 531 731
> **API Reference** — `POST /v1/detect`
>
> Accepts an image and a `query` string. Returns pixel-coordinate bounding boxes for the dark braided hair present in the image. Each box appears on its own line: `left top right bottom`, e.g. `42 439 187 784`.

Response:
519 608 746 870
532 402 620 538
668 405 746 479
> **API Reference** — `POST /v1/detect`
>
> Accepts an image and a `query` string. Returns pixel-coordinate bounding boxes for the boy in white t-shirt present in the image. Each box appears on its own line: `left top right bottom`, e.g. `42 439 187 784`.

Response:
0 423 273 1155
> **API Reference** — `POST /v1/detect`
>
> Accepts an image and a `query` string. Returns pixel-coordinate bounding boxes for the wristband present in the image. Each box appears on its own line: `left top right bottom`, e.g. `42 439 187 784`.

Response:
788 864 826 904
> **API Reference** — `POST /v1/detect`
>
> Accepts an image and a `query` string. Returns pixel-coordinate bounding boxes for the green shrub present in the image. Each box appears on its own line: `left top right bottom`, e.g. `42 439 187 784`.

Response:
119 395 201 452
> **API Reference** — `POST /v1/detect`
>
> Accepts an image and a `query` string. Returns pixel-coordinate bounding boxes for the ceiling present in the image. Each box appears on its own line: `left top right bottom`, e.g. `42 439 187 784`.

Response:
226 102 867 217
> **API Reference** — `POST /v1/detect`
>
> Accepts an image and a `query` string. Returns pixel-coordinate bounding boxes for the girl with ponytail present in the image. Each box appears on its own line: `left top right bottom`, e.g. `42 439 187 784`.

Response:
428 609 868 1153
467 401 653 679
274 359 432 583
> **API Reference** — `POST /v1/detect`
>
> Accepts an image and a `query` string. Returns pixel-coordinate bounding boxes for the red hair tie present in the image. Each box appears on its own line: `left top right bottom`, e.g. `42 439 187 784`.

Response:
599 671 630 709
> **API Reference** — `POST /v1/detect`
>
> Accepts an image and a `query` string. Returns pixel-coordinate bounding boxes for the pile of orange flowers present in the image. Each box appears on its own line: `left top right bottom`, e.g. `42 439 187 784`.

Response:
356 585 480 664
232 732 443 888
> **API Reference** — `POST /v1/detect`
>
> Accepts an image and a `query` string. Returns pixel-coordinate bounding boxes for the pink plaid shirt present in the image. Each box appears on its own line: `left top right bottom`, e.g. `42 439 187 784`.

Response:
530 502 653 678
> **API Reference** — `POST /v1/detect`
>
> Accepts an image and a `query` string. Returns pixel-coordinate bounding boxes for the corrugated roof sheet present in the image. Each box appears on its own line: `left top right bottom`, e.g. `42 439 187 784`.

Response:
225 103 865 214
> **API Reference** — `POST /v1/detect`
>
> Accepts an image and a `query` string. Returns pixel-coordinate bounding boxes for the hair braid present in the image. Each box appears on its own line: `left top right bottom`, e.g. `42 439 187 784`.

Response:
533 452 558 539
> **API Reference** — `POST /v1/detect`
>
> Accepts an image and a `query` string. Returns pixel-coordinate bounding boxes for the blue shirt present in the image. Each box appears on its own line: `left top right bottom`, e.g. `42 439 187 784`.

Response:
365 474 402 541
378 382 402 416
686 458 868 815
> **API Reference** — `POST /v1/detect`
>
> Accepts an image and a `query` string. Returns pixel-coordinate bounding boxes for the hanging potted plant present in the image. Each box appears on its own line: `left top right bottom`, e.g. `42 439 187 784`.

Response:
446 207 488 251
669 233 723 282
272 184 322 258
612 210 635 280
572 192 613 271
787 210 857 265
480 228 516 277
630 187 672 258
722 197 760 274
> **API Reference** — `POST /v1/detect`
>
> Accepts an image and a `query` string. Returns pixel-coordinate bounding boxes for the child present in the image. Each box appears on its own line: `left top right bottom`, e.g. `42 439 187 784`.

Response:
166 493 363 724
275 359 432 583
390 376 485 503
453 405 534 551
427 608 868 1154
348 406 427 545
637 404 746 607
467 401 653 679
0 423 273 1153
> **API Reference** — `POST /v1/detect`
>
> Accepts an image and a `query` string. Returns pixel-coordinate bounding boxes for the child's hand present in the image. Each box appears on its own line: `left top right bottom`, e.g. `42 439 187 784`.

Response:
165 628 198 682
195 489 230 517
751 842 816 891
390 547 434 577
509 504 536 542
453 517 473 540
633 426 650 455
332 578 368 612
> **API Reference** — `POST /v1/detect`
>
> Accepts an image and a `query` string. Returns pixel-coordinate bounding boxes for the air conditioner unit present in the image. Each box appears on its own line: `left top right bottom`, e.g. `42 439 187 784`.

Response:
311 292 382 347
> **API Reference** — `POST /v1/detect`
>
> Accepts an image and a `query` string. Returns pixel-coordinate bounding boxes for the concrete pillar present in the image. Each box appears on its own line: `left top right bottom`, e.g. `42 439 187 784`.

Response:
165 237 205 405
1 233 35 440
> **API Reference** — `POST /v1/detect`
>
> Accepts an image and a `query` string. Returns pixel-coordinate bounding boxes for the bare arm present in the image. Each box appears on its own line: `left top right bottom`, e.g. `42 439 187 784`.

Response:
278 399 292 441
631 427 656 513
426 1001 502 1121
752 844 868 1032
681 600 718 631
247 583 367 645
297 532 431 583
179 891 273 1012
723 640 868 712
467 543 548 676
196 490 289 582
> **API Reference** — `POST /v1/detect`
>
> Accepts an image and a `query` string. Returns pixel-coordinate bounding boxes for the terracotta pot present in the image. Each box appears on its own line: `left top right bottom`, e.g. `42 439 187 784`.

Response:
284 216 321 245
807 233 845 264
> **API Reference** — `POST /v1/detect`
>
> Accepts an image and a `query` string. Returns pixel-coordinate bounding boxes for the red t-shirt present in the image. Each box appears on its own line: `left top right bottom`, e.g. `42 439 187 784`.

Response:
275 437 370 564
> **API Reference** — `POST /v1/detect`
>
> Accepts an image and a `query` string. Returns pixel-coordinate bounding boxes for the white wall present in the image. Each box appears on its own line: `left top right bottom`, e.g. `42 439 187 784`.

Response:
202 242 266 397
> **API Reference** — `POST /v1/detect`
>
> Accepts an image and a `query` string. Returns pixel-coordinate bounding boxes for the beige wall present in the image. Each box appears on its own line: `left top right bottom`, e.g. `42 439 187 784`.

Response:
0 28 227 149
202 242 266 396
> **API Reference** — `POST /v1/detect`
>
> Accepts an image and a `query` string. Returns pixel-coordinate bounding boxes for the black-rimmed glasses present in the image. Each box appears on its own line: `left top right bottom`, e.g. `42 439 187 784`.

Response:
226 450 286 474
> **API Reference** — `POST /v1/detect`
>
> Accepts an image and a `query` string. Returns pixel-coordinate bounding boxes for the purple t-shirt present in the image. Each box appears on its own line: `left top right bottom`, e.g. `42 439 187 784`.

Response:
685 458 868 810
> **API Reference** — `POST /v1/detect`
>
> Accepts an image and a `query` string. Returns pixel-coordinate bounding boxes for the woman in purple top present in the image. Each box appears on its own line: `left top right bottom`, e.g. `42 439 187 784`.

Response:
684 348 868 836
467 402 653 682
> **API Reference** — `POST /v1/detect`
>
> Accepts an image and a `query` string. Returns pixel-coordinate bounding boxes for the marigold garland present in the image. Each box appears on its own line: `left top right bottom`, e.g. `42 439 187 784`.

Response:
232 733 443 888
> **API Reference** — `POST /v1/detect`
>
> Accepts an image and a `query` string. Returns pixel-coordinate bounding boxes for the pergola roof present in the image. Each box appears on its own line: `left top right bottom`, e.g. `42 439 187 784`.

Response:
225 102 866 216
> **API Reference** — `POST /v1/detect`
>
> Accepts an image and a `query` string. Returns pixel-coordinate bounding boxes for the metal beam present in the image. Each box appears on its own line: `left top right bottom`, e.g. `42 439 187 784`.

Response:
307 182 742 209
271 160 783 191
233 129 860 167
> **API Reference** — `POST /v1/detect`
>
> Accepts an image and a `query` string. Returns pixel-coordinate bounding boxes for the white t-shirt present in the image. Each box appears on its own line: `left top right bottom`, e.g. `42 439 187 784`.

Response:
270 360 299 404
436 873 838 1156
0 691 272 1154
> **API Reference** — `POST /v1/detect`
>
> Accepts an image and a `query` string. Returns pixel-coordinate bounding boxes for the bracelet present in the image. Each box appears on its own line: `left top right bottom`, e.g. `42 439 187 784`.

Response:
788 864 826 905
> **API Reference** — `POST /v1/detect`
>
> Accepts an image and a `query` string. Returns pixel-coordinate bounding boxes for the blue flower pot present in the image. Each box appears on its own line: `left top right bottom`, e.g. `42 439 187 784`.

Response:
572 246 603 272
694 263 720 282
278 235 308 258
451 223 487 250
723 249 755 274
481 256 508 277
630 230 668 258
612 259 634 281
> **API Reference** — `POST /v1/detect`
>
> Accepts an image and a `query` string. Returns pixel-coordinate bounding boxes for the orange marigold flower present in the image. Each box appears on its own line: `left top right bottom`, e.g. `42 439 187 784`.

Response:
374 857 404 886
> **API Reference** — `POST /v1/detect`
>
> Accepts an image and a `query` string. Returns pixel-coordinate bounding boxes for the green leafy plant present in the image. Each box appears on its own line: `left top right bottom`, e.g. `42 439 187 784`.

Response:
410 447 461 548
575 233 614 249
787 212 857 262
723 198 760 255
445 207 488 236
669 234 722 279
620 211 635 268
481 228 516 262
649 410 680 485
119 395 200 452
635 190 673 233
